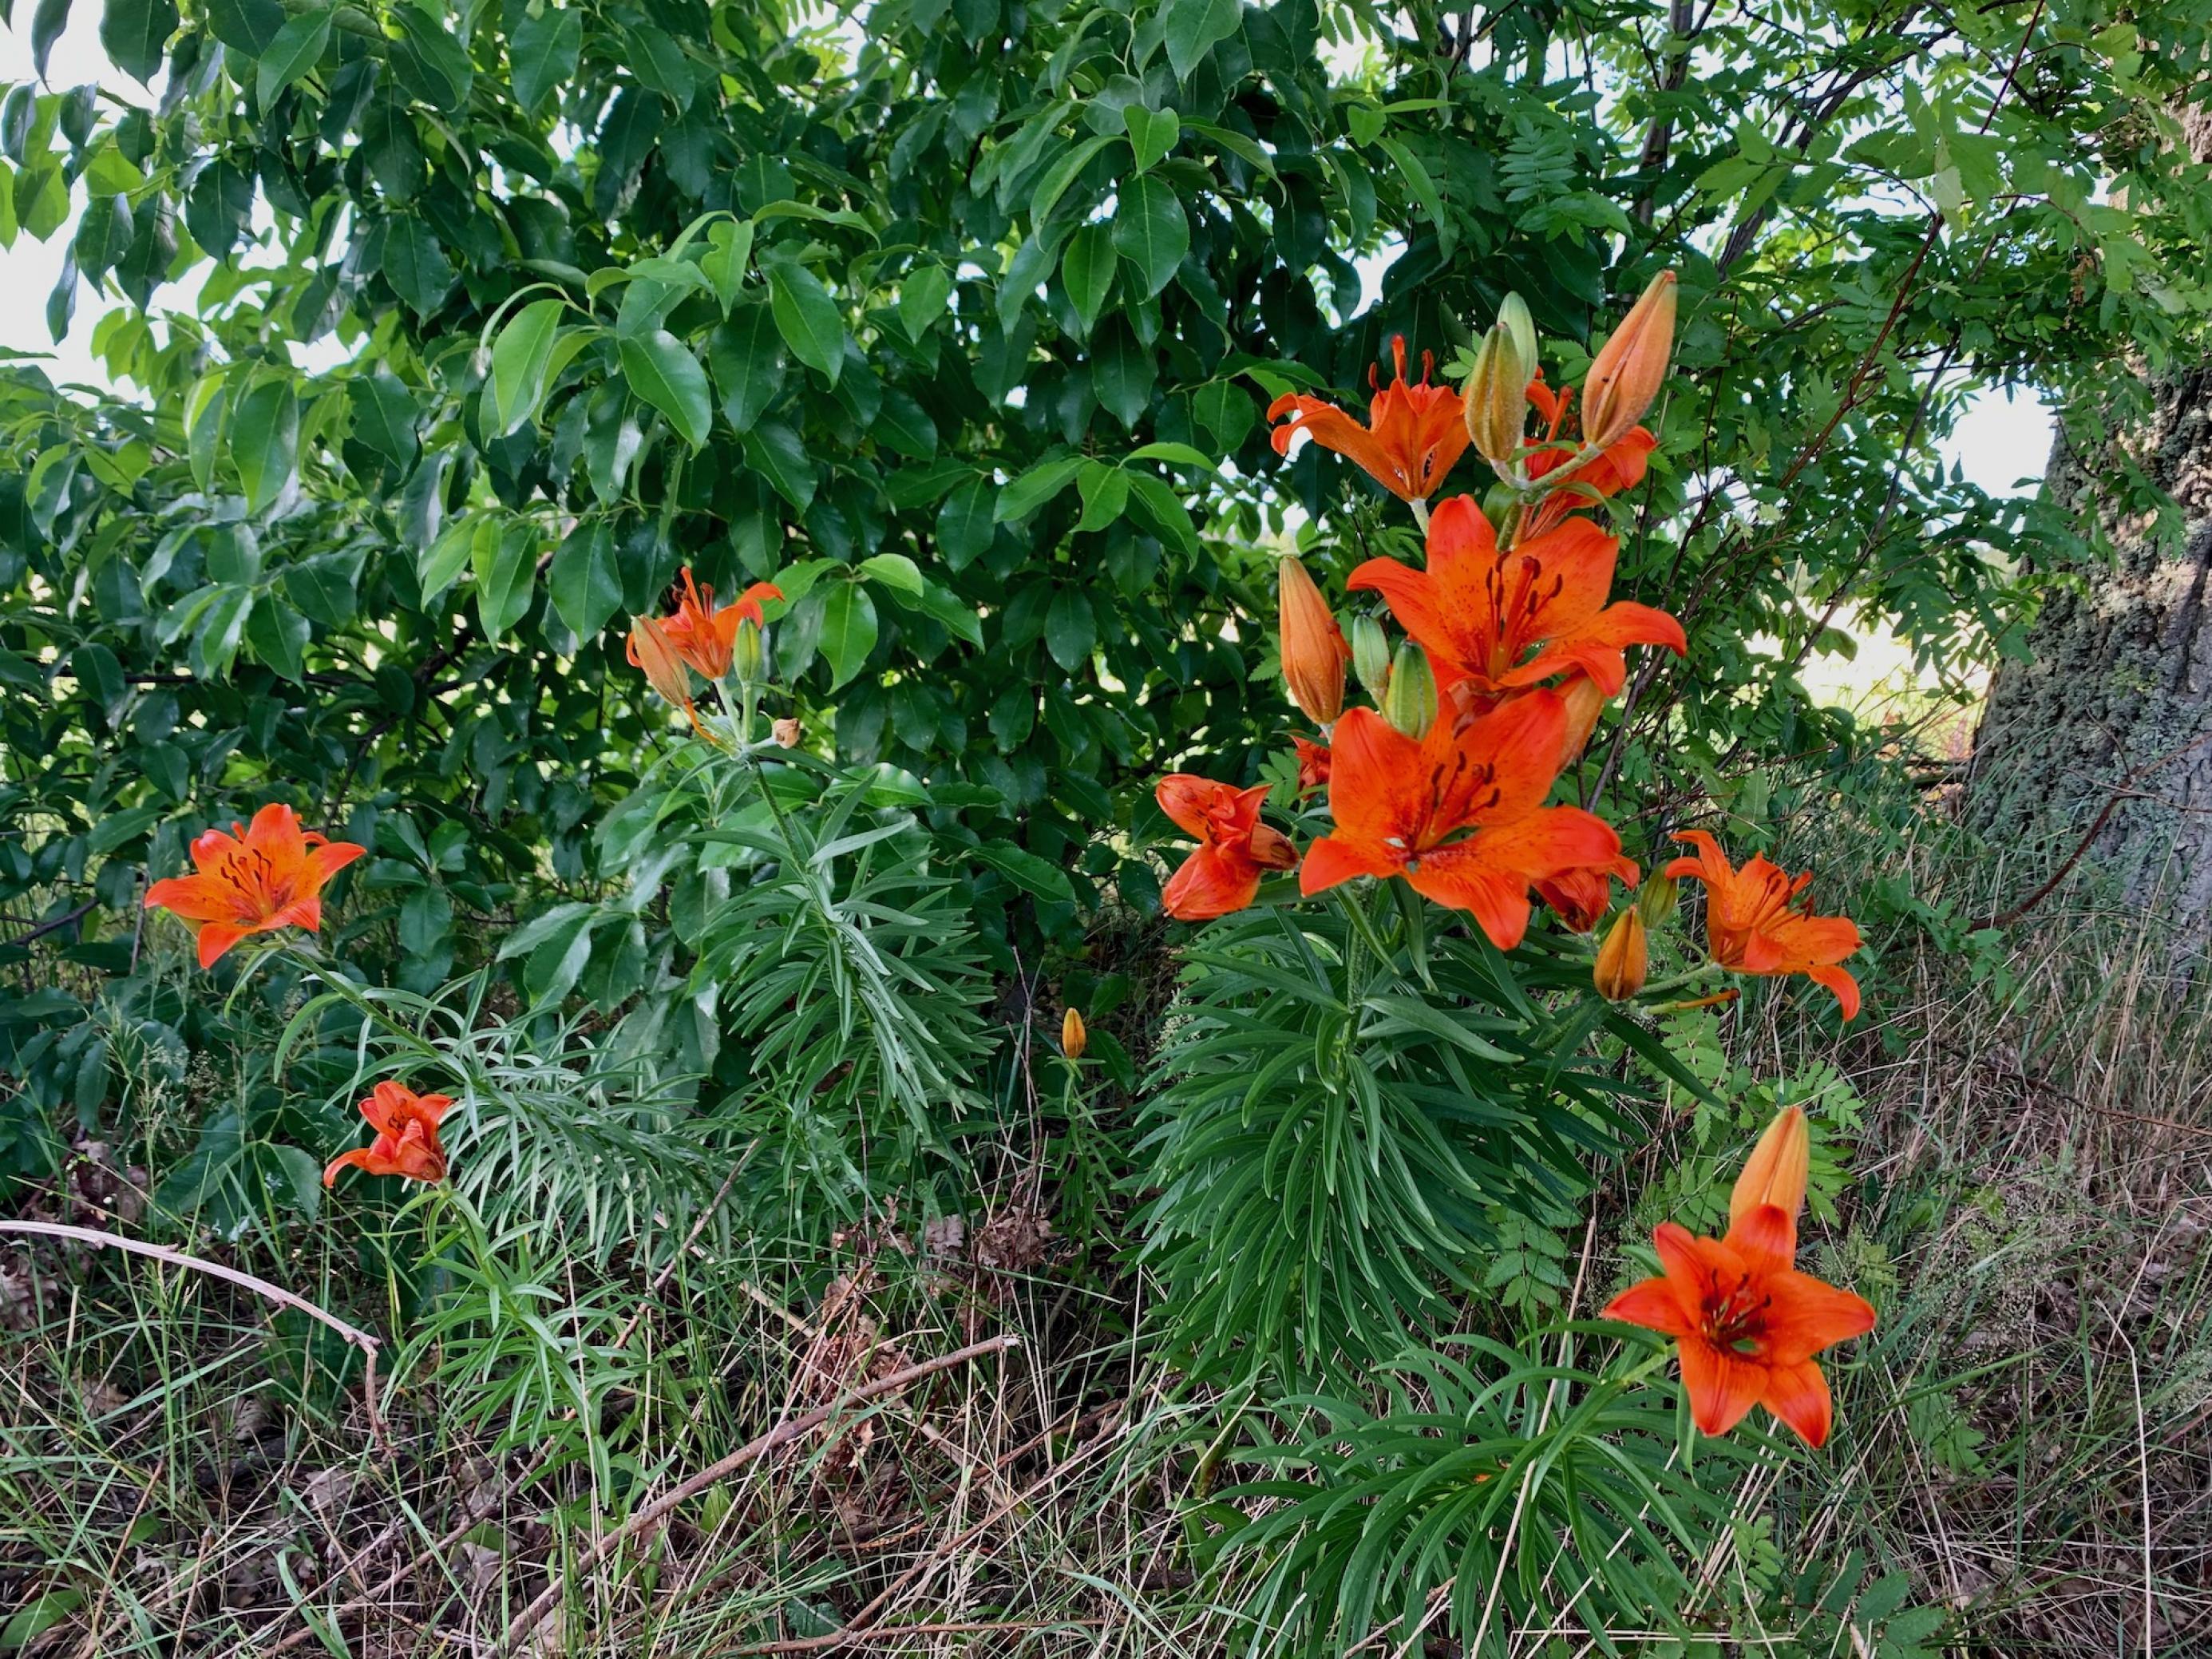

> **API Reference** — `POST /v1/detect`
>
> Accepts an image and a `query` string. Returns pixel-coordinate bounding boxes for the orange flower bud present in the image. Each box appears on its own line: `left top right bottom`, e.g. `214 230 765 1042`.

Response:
1593 909 1648 1000
1061 1007 1087 1060
1581 271 1676 451
1731 1105 1810 1227
1277 557 1348 724
1558 672 1608 766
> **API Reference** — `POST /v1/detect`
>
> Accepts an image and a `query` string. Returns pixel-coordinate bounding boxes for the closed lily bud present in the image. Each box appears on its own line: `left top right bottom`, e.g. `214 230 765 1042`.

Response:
1462 319 1531 473
1730 1104 1809 1227
1558 673 1608 766
1497 292 1537 383
1277 557 1348 724
1637 871 1678 928
1593 909 1648 1001
732 617 766 685
1061 1007 1087 1060
1380 643 1437 738
1582 271 1677 451
1349 615 1391 703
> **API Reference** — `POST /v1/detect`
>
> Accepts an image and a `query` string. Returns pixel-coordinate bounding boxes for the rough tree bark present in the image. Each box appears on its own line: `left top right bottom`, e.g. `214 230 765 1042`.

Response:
1965 110 2212 917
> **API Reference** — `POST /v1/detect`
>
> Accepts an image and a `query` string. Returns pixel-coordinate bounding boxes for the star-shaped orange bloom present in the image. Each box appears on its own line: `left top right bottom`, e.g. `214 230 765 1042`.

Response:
1157 776 1299 921
1664 830 1863 1019
1267 336 1470 503
651 566 785 681
1604 1107 1876 1447
143 804 366 968
1297 693 1627 951
323 1080 453 1187
1348 495 1685 700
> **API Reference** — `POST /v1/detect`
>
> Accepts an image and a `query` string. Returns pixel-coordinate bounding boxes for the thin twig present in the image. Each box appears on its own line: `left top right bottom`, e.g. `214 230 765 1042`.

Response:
497 1333 1019 1657
0 1220 390 1452
3 897 97 950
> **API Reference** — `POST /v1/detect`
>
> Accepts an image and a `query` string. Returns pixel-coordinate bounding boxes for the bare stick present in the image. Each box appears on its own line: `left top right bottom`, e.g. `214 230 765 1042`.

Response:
0 1219 390 1452
497 1333 1019 1657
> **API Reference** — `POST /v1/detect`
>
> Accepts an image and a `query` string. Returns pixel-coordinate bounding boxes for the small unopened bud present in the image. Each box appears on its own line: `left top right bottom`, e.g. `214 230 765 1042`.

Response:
1380 643 1437 738
732 617 766 684
1462 298 1535 473
1349 616 1391 703
1637 872 1678 928
1277 557 1347 724
1060 1007 1087 1060
771 715 802 748
1593 909 1648 1001
1582 271 1676 450
1558 673 1607 766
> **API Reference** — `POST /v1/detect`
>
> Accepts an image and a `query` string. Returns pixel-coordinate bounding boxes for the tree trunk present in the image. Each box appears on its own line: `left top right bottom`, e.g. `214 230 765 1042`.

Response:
1964 106 2212 915
1965 365 2212 915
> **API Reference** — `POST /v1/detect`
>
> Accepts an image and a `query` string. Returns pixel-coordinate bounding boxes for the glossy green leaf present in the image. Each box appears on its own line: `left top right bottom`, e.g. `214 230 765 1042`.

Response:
618 330 713 447
550 520 623 640
482 298 568 437
1062 222 1116 335
511 3 582 113
1112 174 1189 299
765 259 845 386
817 580 878 689
254 7 330 106
229 377 299 516
100 0 177 84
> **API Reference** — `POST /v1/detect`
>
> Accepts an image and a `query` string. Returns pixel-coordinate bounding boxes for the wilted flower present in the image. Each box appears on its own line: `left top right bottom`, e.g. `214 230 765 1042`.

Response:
772 715 803 748
323 1080 453 1187
144 804 366 969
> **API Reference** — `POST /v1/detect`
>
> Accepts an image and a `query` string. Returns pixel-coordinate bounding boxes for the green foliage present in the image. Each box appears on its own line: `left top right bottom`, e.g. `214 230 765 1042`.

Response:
1138 885 1695 1384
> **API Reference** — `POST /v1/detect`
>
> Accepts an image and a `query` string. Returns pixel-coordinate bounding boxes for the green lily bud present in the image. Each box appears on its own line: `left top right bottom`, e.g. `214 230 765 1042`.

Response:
732 617 766 685
1463 293 1539 475
1637 871 1679 929
1380 643 1438 738
1349 615 1391 703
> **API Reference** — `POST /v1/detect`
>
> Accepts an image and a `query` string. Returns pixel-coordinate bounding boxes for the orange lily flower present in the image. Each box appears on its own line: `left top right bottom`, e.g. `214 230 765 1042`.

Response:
1268 336 1470 503
143 804 366 968
1534 856 1640 933
323 1080 453 1187
1664 831 1863 1019
1297 694 1626 951
1348 495 1685 700
1521 375 1657 539
1157 776 1299 921
1294 737 1332 793
651 566 785 681
1603 1106 1875 1447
